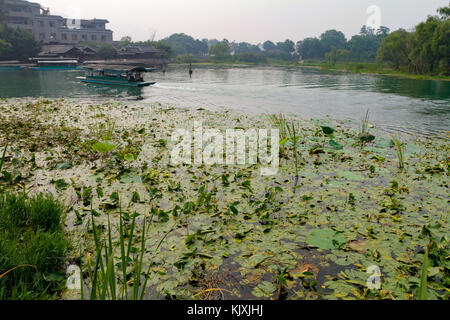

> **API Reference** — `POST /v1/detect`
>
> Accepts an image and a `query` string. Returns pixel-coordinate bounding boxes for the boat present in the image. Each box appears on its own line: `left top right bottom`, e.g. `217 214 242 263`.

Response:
80 65 156 87
30 60 80 70
0 65 23 70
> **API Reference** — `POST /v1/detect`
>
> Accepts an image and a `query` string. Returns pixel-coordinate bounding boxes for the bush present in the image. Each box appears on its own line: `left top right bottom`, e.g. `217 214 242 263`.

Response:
97 44 118 60
0 193 69 299
234 52 268 64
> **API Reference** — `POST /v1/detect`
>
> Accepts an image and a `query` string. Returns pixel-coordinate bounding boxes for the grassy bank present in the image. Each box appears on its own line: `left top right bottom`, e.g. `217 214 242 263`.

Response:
0 192 69 299
0 98 448 300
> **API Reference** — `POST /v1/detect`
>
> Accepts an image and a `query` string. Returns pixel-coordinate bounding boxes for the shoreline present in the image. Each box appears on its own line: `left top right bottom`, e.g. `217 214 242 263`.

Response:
173 61 450 81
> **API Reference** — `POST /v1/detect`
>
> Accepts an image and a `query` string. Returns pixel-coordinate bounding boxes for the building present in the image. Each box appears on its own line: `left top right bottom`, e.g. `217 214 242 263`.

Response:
37 44 97 60
119 44 159 59
3 0 113 44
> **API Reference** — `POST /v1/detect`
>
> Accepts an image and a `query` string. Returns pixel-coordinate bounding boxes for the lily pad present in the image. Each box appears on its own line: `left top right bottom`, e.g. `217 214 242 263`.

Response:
306 229 345 250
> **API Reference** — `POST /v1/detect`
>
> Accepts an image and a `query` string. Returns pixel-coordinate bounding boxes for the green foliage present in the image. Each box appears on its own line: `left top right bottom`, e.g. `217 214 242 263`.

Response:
376 29 412 69
297 29 347 60
209 41 232 60
118 36 132 48
306 229 345 250
0 25 42 60
174 54 196 63
0 193 68 299
233 42 261 54
325 46 349 65
152 40 174 58
234 52 268 64
0 39 12 57
97 44 119 60
92 141 116 153
346 26 389 62
377 5 450 75
84 208 174 300
391 135 405 170
160 33 208 56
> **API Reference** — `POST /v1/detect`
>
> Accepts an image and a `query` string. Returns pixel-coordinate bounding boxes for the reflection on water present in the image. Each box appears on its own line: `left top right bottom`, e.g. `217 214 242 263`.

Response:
0 66 448 136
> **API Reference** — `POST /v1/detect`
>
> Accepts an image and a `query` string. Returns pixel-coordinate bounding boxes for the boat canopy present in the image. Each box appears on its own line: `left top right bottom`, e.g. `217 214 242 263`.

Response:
83 65 153 74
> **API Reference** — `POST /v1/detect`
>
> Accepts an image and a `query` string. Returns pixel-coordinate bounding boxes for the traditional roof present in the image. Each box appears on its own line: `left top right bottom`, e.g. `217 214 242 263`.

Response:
120 44 158 54
38 45 97 57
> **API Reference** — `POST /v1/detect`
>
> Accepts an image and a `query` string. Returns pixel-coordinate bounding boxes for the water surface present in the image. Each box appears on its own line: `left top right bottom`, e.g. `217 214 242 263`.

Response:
0 65 448 136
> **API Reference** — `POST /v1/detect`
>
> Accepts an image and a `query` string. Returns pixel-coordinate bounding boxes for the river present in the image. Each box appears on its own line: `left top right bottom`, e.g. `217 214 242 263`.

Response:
0 65 448 136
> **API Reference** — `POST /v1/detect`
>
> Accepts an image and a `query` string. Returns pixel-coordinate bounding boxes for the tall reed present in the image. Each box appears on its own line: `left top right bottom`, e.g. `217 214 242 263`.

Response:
391 135 405 170
84 207 175 300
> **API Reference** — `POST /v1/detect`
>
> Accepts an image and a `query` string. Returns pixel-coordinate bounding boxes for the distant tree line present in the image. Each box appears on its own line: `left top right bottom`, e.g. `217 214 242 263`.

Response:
377 5 449 75
0 2 447 75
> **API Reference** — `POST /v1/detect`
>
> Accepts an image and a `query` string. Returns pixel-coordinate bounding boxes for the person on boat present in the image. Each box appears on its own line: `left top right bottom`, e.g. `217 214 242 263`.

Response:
189 63 193 78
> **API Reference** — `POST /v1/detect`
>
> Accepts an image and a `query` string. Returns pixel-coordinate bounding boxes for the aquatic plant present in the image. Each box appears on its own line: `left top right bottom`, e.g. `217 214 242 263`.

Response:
391 135 405 170
84 206 175 300
92 118 116 141
359 110 375 144
285 120 302 186
360 110 370 136
0 143 7 173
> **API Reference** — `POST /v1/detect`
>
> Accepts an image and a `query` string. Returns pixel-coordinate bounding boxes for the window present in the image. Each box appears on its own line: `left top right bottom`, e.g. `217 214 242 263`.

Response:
91 34 97 41
82 34 87 40
62 34 67 40
39 33 45 40
49 21 54 28
39 21 44 27
101 35 106 41
72 34 78 41
50 33 57 40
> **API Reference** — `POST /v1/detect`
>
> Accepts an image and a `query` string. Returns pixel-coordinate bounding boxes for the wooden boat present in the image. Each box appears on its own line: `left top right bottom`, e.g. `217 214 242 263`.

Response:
30 60 79 70
80 65 156 87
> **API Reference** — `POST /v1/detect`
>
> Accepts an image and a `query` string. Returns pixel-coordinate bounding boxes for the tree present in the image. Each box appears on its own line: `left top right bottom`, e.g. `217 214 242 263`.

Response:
376 29 411 69
438 3 450 18
0 25 42 60
118 36 132 48
320 30 347 52
347 26 389 61
209 41 231 60
297 37 323 60
161 33 208 56
376 4 449 75
325 46 349 65
277 39 295 55
0 39 12 58
233 42 261 54
97 44 118 60
263 40 277 51
152 40 173 59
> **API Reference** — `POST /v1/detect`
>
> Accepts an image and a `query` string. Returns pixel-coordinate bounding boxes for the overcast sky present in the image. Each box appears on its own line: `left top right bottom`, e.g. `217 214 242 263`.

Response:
39 0 449 43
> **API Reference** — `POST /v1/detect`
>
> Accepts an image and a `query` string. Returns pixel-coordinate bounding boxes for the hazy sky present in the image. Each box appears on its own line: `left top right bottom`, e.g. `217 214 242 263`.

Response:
39 0 449 43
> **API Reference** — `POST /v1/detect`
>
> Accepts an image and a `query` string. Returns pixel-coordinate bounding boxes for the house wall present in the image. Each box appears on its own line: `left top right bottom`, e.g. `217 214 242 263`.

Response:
4 0 113 44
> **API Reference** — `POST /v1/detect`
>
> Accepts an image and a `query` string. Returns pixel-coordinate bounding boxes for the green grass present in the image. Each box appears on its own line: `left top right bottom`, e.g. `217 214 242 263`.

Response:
0 193 69 300
309 62 450 81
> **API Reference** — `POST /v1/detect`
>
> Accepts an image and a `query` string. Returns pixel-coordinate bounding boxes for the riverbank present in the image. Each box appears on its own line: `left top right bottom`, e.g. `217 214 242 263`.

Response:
0 98 448 300
179 60 450 81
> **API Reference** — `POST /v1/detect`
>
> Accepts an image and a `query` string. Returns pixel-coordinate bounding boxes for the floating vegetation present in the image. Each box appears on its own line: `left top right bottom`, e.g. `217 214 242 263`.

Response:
0 98 448 300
